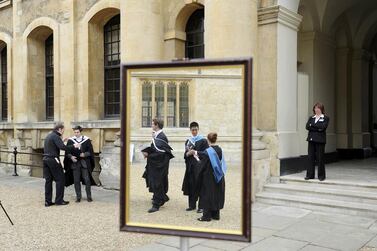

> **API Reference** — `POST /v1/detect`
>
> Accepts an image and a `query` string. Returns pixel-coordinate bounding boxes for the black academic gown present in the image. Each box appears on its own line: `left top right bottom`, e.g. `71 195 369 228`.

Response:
64 137 96 187
182 137 209 196
142 132 174 194
197 145 225 210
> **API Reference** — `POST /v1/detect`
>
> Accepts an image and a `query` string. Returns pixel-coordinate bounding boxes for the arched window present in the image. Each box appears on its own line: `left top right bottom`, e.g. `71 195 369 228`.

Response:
104 14 121 118
0 46 7 121
185 9 204 59
45 34 54 121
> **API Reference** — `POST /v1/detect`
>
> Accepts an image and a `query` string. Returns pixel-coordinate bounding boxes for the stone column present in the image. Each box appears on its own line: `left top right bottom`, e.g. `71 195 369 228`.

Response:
336 47 351 148
252 129 270 201
257 5 302 171
350 49 372 149
122 0 164 61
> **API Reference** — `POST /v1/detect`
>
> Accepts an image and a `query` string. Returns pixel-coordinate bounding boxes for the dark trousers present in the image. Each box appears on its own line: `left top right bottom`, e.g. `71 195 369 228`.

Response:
307 142 326 179
203 209 220 220
188 194 198 209
152 176 169 208
43 158 65 204
73 164 91 199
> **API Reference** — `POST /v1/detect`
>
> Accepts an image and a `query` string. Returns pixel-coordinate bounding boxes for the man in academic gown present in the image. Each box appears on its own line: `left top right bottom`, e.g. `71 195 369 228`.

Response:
64 126 96 202
142 118 174 213
182 122 209 212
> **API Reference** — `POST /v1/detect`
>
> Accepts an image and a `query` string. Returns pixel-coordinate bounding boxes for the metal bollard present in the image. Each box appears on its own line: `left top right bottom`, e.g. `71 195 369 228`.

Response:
12 147 18 176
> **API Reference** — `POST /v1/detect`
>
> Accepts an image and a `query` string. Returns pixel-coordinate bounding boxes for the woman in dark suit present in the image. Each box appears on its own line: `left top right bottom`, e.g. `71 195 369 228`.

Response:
305 102 329 181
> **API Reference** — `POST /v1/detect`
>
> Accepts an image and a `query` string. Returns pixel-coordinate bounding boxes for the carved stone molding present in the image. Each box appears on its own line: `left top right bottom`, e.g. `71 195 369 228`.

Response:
258 5 302 31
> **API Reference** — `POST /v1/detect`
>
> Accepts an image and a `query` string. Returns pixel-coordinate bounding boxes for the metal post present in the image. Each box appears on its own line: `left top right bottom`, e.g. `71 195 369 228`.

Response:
12 147 18 176
180 237 189 251
0 201 14 225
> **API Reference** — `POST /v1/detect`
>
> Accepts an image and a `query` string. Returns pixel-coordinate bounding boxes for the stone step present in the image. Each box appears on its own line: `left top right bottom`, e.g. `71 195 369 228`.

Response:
264 183 377 204
256 192 377 218
280 176 377 192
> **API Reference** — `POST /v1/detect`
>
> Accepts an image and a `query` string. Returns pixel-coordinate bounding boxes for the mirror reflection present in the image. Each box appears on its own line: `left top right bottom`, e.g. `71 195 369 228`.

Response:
126 65 244 233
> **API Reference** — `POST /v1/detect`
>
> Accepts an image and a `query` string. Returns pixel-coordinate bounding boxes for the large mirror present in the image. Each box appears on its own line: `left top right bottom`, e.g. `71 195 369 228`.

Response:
120 59 252 242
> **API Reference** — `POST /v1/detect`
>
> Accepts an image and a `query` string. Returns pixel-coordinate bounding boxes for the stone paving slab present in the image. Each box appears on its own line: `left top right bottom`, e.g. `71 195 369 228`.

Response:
365 235 377 248
241 236 308 251
155 237 205 249
275 219 376 251
300 244 338 251
302 212 376 229
200 239 250 251
252 211 300 230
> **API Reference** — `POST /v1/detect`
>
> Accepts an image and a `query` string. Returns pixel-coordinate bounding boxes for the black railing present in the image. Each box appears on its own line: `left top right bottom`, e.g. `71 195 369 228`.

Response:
0 147 101 176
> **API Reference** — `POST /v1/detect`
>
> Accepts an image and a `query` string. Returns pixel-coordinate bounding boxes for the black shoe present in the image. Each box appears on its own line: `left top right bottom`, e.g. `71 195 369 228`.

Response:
186 207 196 211
197 217 211 222
304 177 313 180
56 201 69 206
75 198 81 203
45 202 55 207
197 209 203 213
87 198 93 202
319 178 326 181
212 216 220 220
148 207 159 213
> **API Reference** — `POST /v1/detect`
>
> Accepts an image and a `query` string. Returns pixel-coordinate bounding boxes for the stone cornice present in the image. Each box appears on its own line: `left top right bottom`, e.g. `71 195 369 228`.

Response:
258 5 302 31
0 0 11 10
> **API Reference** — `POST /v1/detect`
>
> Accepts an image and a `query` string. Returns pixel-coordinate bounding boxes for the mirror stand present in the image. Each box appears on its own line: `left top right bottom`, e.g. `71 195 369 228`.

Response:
180 237 189 251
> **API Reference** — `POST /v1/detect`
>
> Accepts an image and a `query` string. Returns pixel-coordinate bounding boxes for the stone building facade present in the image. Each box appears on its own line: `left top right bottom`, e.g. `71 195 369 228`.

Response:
0 0 377 199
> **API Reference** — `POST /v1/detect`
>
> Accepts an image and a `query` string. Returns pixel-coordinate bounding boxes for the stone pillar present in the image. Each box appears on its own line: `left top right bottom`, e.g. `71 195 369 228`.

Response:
350 49 372 149
258 5 302 168
122 0 164 61
12 0 28 123
252 129 270 201
336 47 351 148
99 131 121 189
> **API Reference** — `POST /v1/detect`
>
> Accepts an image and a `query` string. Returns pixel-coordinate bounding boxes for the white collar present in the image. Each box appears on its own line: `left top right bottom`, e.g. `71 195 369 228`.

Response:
312 114 324 118
70 135 89 143
154 130 163 138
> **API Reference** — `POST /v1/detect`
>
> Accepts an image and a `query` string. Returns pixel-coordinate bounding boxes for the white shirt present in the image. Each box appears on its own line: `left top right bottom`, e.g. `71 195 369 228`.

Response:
153 129 163 138
312 114 324 123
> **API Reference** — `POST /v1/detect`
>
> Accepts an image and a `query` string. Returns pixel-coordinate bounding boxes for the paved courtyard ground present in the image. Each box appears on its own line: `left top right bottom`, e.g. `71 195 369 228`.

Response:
2 166 377 250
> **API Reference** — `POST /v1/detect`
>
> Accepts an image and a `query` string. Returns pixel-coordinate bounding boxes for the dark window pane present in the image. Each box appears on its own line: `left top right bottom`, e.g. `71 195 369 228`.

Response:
1 47 7 121
167 82 176 127
185 9 204 59
104 14 121 118
45 34 54 120
179 83 189 127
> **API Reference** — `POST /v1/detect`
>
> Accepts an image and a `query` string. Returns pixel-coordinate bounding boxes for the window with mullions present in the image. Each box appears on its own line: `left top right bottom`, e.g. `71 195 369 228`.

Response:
141 80 189 128
1 47 7 121
142 82 152 127
45 34 54 121
185 9 204 59
104 14 121 118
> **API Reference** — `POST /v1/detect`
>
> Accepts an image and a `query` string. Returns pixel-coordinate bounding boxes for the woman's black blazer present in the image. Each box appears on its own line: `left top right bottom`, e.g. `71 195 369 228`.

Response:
306 115 330 144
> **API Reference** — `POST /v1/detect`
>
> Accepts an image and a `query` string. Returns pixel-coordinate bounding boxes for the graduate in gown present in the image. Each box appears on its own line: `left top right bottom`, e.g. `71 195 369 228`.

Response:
188 132 226 221
64 126 96 202
142 118 174 213
182 122 209 212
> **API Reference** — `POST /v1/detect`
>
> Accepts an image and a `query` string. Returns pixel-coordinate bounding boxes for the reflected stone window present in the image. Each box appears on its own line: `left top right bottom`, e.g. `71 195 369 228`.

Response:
141 80 189 128
185 9 204 59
